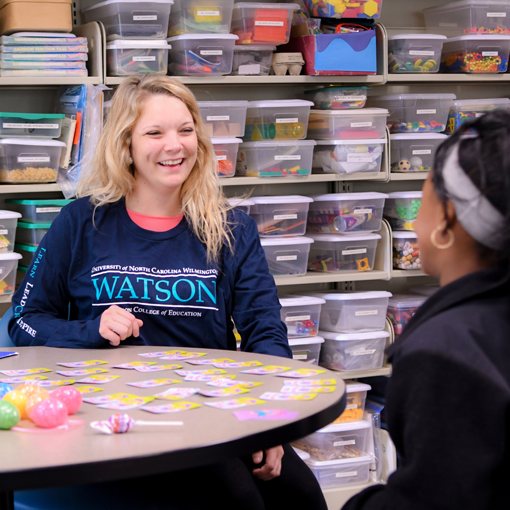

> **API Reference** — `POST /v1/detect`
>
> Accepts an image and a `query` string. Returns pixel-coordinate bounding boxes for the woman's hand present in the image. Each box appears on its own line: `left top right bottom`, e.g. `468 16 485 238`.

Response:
252 445 284 481
99 305 143 346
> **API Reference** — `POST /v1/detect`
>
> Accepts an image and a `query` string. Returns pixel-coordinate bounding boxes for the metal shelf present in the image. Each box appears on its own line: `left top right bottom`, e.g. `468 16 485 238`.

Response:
0 77 101 86
391 269 425 278
274 270 389 287
387 73 510 83
389 172 428 181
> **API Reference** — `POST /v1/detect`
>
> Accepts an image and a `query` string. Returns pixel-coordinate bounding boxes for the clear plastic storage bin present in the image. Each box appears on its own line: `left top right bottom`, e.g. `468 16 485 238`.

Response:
0 252 21 294
307 108 388 140
15 221 50 247
333 381 372 423
167 33 237 75
387 294 427 336
81 0 173 39
446 98 510 134
390 133 447 172
106 40 171 75
388 34 446 73
6 199 73 223
293 420 371 462
288 336 324 364
211 137 241 178
384 191 422 231
0 138 65 183
312 139 386 175
244 100 314 142
168 0 234 36
0 210 21 253
231 3 299 45
393 232 421 270
231 44 275 75
227 197 254 215
319 330 389 371
197 100 249 137
308 233 381 273
305 0 383 18
312 291 392 333
305 454 372 489
14 243 36 267
260 236 314 277
440 35 510 72
304 86 368 110
423 0 510 36
0 113 65 139
279 295 326 338
236 140 316 178
249 195 313 237
307 193 388 235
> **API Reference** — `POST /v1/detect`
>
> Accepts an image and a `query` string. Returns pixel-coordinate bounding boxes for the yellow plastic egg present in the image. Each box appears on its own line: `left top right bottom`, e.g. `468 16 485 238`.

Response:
3 390 27 419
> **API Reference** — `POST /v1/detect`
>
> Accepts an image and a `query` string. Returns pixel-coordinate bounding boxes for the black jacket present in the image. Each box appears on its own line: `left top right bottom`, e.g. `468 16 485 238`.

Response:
343 265 510 510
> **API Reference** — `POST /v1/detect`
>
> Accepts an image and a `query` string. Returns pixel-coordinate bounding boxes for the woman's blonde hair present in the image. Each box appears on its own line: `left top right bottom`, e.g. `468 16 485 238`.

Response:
77 74 233 264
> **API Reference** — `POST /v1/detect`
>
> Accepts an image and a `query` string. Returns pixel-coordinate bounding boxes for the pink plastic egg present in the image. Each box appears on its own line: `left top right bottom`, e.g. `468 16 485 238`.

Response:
51 387 82 415
30 397 68 428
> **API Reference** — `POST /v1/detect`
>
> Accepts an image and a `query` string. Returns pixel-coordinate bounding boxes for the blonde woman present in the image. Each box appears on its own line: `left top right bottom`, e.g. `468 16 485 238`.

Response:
10 75 328 510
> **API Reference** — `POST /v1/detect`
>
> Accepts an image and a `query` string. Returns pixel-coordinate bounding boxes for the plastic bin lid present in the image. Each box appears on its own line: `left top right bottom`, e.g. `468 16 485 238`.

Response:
0 210 21 219
315 139 386 146
388 33 447 40
309 108 389 115
451 98 510 108
305 86 368 94
0 112 65 119
445 35 510 42
305 453 372 468
390 133 448 141
228 198 255 207
167 34 239 42
388 294 427 308
311 192 388 201
248 99 314 108
375 93 456 101
107 40 172 49
345 380 372 393
318 419 371 433
240 140 316 148
197 100 249 108
309 233 381 242
260 236 314 247
17 221 52 229
292 447 310 461
279 294 326 307
288 336 325 347
234 2 300 10
234 45 276 51
387 191 423 199
0 252 21 260
6 199 72 205
393 231 418 239
320 329 390 341
0 138 65 147
210 137 242 144
423 0 510 12
83 0 173 11
14 243 37 252
310 290 392 301
250 195 313 204
6 32 79 38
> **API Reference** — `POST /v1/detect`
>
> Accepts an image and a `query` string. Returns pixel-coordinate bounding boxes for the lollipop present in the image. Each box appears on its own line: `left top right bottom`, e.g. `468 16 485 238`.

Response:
90 413 183 435
0 400 20 430
30 397 68 428
51 387 82 415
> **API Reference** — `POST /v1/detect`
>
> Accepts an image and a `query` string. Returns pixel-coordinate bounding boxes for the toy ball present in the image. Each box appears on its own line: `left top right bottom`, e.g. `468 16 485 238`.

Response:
0 383 13 399
25 389 51 420
51 387 82 415
30 397 68 429
2 390 27 419
0 400 20 430
398 159 411 171
409 156 423 168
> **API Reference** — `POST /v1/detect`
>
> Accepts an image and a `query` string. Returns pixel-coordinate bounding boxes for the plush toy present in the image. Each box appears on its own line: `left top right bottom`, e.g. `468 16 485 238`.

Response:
398 159 411 171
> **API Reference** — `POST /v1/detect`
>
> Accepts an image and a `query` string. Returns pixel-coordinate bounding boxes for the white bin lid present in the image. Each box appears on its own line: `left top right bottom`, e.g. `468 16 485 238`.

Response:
0 138 65 147
288 336 325 347
309 233 381 242
376 93 456 101
248 99 314 108
228 198 255 207
279 295 326 307
250 195 313 204
234 45 276 51
311 192 388 201
445 35 510 43
167 34 238 42
387 191 423 199
305 453 372 468
423 0 510 12
292 447 310 460
388 34 447 41
388 294 427 308
240 140 316 148
393 231 418 239
345 380 372 393
0 252 22 260
390 133 448 141
0 210 21 219
310 291 392 301
198 100 249 108
260 236 314 247
315 139 386 146
451 98 510 108
234 2 299 10
210 137 242 144
106 40 171 49
320 330 390 341
310 108 388 115
318 419 371 433
82 0 173 11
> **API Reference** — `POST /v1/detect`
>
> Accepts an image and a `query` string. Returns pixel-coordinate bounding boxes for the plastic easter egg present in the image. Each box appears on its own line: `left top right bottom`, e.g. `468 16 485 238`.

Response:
51 387 82 415
25 389 51 420
16 382 42 398
0 383 13 399
3 390 27 418
30 397 68 429
0 400 20 430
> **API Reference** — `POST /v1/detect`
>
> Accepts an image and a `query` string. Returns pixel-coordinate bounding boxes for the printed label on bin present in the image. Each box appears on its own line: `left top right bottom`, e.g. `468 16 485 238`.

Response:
353 208 373 214
35 207 61 213
412 149 431 155
334 440 356 447
198 10 220 16
276 118 298 124
342 248 367 255
347 154 373 163
207 115 230 121
276 255 297 261
417 109 436 114
355 310 378 316
0 230 7 235
274 214 297 220
346 404 358 410
352 349 376 356
239 64 260 74
487 12 506 17
334 95 365 101
483 51 499 56
18 156 50 163
285 315 311 322
293 354 307 360
350 122 372 127
216 155 227 161
132 56 156 62
3 123 59 129
275 155 301 161
201 50 223 55
133 15 157 20
336 471 358 478
409 50 435 56
255 21 284 26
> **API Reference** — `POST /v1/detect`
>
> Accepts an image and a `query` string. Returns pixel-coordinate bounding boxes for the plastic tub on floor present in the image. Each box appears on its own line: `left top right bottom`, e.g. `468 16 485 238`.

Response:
0 252 21 294
312 139 386 175
446 98 510 134
167 33 237 75
211 137 241 178
390 133 447 172
249 195 313 237
288 336 324 364
227 198 254 215
332 381 372 423
279 295 326 338
0 113 65 139
308 233 381 273
393 231 421 270
197 100 249 137
384 191 422 231
81 0 173 39
307 193 388 235
231 44 275 75
6 199 73 223
304 86 368 110
168 0 234 36
106 40 171 75
319 329 389 371
260 236 314 277
387 294 427 336
14 221 50 247
244 100 314 142
0 210 21 253
307 108 388 140
236 140 316 178
388 34 446 73
231 3 299 46
311 291 392 333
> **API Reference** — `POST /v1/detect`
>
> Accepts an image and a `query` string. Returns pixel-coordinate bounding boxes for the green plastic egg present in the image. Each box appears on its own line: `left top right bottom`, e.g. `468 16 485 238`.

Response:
0 400 21 430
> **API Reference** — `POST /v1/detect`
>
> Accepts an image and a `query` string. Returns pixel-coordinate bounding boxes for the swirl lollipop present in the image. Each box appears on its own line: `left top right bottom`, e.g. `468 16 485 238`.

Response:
90 413 183 435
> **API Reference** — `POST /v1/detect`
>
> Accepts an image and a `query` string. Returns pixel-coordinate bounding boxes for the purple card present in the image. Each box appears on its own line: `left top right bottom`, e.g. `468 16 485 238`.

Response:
233 409 299 421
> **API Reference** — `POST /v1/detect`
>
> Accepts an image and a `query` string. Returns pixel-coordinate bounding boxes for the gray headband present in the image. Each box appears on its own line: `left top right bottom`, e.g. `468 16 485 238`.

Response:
442 145 505 250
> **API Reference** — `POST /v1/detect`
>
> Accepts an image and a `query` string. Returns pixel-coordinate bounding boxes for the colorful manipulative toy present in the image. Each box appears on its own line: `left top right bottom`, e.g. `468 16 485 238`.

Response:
441 51 508 73
390 57 438 73
0 400 20 430
90 413 183 435
387 119 445 134
385 198 422 231
393 239 421 270
51 386 82 415
29 397 68 428
304 0 382 18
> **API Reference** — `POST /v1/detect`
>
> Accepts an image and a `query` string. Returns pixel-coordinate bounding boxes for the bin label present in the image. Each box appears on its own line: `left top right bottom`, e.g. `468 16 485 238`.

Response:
255 21 284 26
334 95 365 101
133 15 157 20
342 248 367 256
487 12 507 17
275 155 301 160
352 349 376 356
293 354 308 360
200 50 223 55
276 118 298 123
417 109 436 114
207 115 229 121
4 123 59 129
132 56 156 62
0 230 7 235
482 51 499 56
353 208 373 214
285 315 310 322
350 122 372 127
409 50 435 56
35 207 62 213
239 64 260 75
336 471 358 478
276 255 297 261
334 440 356 447
274 214 297 220
197 10 220 16
355 310 378 316
18 156 50 163
347 154 373 163
216 155 227 161
412 149 431 155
